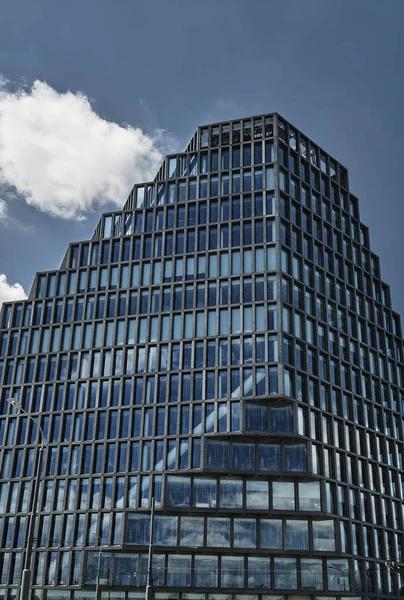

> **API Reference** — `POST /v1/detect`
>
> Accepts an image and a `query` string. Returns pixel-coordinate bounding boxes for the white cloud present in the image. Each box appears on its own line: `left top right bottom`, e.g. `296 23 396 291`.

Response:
0 74 9 90
0 80 166 220
0 198 7 221
0 274 27 309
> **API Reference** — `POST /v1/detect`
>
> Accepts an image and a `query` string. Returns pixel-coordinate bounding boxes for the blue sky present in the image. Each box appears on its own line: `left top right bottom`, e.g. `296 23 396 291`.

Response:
0 0 404 314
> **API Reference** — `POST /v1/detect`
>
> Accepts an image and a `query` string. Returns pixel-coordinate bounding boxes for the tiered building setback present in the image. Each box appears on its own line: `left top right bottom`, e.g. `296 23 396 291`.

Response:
1 113 404 600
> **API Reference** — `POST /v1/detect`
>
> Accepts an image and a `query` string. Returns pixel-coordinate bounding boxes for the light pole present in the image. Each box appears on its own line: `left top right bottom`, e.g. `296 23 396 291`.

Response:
132 500 157 600
8 398 45 600
146 498 155 600
92 532 103 600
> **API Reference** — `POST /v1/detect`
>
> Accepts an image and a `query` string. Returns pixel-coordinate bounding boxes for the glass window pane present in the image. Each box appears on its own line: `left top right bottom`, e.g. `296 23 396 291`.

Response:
165 476 190 507
301 558 323 590
327 559 349 591
207 517 230 547
167 555 191 587
220 479 242 508
274 558 297 589
260 519 283 549
193 478 217 508
179 517 204 547
273 482 295 510
285 519 309 550
299 481 321 510
248 557 271 589
246 480 268 509
154 516 177 546
313 520 336 551
194 556 218 588
221 556 244 588
234 518 256 548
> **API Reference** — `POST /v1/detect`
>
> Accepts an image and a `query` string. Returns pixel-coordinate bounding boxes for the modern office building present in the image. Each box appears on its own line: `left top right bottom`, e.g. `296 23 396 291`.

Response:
1 112 404 600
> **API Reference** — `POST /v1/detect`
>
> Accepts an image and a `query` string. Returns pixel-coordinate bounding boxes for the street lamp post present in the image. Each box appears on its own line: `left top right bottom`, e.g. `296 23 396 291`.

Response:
93 532 103 600
8 398 45 600
145 498 155 600
132 500 158 599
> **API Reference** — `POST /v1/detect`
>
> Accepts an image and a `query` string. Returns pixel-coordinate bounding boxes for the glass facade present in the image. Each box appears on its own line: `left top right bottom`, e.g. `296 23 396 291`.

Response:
0 113 403 600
